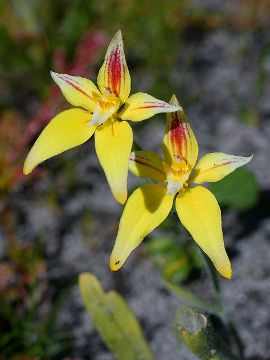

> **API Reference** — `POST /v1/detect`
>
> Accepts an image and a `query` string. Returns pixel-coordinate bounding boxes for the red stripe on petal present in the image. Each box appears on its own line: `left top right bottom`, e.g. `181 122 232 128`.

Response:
169 116 188 160
58 75 94 101
132 104 171 110
130 156 165 176
201 161 233 175
107 46 122 97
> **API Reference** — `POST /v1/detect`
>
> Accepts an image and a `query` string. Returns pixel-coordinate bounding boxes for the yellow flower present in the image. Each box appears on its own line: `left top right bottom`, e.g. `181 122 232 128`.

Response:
23 30 180 204
110 95 253 278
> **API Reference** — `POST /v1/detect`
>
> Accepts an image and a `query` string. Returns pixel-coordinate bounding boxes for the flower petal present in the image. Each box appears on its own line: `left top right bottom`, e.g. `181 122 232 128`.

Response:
51 71 100 111
176 186 232 279
120 92 180 122
163 95 198 169
95 120 132 204
129 151 166 182
110 184 174 271
97 30 131 103
23 109 95 175
191 153 253 184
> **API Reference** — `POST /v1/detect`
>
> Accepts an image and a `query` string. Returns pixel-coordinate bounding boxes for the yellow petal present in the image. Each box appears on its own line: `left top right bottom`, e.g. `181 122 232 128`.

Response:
51 71 100 112
129 151 166 182
23 109 95 175
95 120 132 204
175 186 232 279
110 184 174 271
191 152 253 184
120 92 180 122
163 95 198 169
97 30 131 103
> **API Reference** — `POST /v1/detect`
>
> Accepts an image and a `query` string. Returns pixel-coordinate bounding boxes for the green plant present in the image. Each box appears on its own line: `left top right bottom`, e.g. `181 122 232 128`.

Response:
79 273 154 360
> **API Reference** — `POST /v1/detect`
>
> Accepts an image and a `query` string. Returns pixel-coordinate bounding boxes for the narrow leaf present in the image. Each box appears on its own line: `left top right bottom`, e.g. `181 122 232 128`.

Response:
79 273 154 360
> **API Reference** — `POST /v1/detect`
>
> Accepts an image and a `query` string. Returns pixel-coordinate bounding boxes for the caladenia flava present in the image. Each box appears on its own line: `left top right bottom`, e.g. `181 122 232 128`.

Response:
110 95 253 279
23 30 180 204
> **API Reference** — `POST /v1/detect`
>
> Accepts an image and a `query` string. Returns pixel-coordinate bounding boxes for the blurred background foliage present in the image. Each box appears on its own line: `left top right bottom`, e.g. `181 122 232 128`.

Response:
0 0 269 359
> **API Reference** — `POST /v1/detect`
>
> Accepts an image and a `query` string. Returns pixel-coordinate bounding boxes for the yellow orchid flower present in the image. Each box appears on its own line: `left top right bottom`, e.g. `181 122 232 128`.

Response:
23 30 180 204
110 95 253 278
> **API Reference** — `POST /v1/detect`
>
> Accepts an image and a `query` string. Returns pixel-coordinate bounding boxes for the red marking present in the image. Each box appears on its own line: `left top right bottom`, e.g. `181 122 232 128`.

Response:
169 116 188 160
183 124 188 159
143 101 168 104
122 59 126 94
213 159 239 169
132 104 169 110
107 46 122 97
215 161 232 167
59 75 93 101
130 157 165 176
198 160 236 175
186 124 192 154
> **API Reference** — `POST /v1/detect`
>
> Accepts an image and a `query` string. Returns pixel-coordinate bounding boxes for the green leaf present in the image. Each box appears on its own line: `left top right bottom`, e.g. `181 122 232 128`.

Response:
175 305 239 360
79 273 154 360
210 168 259 211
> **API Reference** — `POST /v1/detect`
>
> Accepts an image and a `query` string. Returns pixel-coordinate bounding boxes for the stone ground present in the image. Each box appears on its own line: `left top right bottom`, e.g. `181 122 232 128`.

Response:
3 1 270 359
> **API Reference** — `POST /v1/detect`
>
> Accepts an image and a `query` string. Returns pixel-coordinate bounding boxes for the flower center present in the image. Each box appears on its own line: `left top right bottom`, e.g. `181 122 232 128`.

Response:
165 156 190 195
97 92 120 112
90 91 121 126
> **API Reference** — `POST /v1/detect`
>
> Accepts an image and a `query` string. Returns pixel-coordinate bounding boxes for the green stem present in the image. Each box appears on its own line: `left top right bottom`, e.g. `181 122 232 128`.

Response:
221 317 245 359
199 251 223 310
199 251 244 359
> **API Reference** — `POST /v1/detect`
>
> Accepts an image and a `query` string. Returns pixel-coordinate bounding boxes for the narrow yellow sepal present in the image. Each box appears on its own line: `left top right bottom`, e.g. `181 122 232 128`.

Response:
110 184 174 271
191 152 253 184
23 109 95 175
120 93 180 122
175 186 232 279
51 72 100 112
